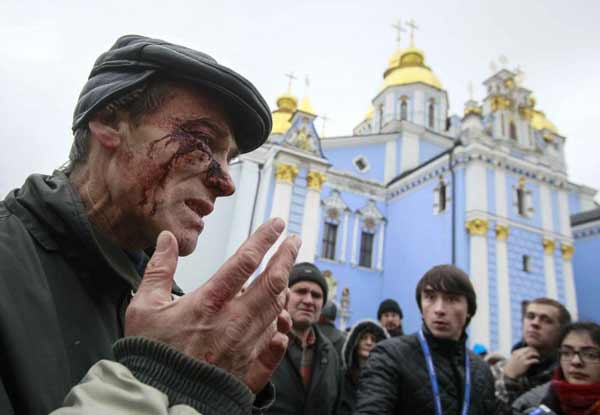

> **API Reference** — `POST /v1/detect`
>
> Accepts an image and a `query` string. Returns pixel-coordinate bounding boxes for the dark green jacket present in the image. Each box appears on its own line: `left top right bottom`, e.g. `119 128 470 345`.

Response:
266 325 341 415
0 173 180 415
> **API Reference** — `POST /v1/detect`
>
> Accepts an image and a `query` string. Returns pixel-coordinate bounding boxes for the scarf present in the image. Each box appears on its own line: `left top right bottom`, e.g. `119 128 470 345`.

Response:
551 369 600 415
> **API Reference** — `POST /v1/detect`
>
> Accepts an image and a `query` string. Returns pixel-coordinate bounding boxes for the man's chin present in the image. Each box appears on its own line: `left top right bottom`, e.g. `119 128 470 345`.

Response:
176 233 200 257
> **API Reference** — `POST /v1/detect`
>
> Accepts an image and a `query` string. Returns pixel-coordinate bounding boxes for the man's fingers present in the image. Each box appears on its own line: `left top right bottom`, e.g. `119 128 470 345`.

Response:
277 304 292 334
243 332 289 393
136 231 179 303
242 235 301 327
198 218 286 310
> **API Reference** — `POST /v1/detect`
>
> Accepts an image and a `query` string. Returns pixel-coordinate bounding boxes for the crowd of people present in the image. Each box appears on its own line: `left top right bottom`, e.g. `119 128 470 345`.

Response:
0 34 598 415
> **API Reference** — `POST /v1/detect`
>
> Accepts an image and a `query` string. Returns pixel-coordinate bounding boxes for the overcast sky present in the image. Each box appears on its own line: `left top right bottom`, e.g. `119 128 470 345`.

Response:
1 0 599 199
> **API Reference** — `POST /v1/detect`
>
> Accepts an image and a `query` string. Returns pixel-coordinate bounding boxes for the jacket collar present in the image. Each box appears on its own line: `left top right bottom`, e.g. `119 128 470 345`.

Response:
4 172 183 295
421 323 467 357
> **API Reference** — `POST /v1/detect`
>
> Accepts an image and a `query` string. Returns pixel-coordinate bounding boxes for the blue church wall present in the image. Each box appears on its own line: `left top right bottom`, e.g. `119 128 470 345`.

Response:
487 168 496 215
287 167 307 236
573 229 600 322
507 228 546 345
382 176 453 334
554 248 566 305
551 190 560 234
506 174 542 228
314 185 386 326
323 142 386 182
419 139 445 164
487 221 499 352
568 191 581 215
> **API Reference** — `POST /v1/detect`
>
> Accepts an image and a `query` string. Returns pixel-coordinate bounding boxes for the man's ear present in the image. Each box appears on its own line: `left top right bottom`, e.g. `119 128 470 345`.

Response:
88 119 123 150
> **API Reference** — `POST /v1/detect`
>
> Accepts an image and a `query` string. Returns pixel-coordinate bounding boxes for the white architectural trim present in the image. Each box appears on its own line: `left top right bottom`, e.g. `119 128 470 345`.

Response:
495 168 508 218
400 131 420 172
377 222 385 270
384 139 397 183
558 190 571 236
351 215 359 265
470 233 490 348
298 187 321 263
264 177 294 267
496 237 512 356
225 161 259 258
544 253 558 300
252 159 274 233
563 260 579 320
539 184 553 232
466 160 487 212
341 211 349 262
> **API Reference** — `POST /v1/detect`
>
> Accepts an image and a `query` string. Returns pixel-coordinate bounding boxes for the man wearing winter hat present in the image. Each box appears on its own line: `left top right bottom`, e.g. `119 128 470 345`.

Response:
377 298 404 337
267 262 342 415
0 35 300 415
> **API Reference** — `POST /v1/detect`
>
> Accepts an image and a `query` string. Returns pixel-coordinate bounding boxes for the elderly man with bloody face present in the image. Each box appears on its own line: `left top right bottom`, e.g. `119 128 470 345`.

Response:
354 264 498 415
0 35 301 415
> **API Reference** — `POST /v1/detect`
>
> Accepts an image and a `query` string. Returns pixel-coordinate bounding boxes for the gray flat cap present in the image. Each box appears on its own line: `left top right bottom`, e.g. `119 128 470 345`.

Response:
72 34 272 154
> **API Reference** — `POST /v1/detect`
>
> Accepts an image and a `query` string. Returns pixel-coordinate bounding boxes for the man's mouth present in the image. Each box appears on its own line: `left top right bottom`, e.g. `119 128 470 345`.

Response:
185 199 214 217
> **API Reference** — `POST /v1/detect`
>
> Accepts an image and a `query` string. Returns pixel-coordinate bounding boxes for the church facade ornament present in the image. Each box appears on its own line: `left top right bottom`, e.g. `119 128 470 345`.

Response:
466 218 489 235
561 243 575 260
307 171 326 191
495 224 509 240
543 238 555 255
275 163 299 184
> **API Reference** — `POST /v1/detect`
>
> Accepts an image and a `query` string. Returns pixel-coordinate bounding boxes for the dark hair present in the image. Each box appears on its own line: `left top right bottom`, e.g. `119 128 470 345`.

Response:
65 76 174 175
559 321 600 348
521 298 572 327
415 265 477 323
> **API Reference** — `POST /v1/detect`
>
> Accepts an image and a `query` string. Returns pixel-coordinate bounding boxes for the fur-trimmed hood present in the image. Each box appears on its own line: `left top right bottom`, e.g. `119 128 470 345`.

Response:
341 319 389 369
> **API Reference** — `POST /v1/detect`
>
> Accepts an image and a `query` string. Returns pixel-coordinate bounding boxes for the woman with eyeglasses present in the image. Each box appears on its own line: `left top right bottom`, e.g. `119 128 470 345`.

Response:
512 321 600 415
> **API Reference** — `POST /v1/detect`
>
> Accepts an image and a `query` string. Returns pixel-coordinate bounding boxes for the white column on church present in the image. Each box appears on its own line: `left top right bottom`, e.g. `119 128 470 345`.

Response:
263 163 298 267
350 214 359 265
384 139 397 183
340 211 349 262
561 245 578 320
251 159 273 233
377 221 385 270
543 239 558 299
466 159 489 348
494 167 512 354
298 171 326 263
401 132 419 172
557 190 571 237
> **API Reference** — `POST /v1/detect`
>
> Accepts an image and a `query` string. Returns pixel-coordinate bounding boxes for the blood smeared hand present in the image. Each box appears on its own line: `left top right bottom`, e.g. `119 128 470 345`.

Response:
125 217 301 392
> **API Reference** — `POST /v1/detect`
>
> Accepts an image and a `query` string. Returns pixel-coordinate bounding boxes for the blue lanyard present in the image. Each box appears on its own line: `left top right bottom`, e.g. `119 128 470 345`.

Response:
418 329 471 415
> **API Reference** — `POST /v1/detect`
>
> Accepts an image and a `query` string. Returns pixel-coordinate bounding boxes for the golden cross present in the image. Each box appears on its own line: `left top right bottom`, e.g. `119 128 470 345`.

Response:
391 20 406 47
304 75 310 96
405 19 419 46
284 72 297 93
468 82 474 100
320 113 330 137
514 66 525 86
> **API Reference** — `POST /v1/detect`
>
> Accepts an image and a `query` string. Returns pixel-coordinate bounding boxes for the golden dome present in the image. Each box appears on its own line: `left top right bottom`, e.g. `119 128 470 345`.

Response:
298 96 315 115
365 105 374 120
271 92 297 135
530 109 558 134
382 47 443 90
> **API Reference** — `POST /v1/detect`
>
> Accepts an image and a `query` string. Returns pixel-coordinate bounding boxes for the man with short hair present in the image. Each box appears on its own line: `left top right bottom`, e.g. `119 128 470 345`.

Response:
0 35 299 415
267 262 341 415
354 265 497 415
377 298 404 337
491 298 571 408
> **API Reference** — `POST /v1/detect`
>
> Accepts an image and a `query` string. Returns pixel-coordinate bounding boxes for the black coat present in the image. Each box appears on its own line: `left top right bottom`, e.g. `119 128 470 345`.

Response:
354 327 498 415
317 322 346 359
0 173 181 415
267 325 341 415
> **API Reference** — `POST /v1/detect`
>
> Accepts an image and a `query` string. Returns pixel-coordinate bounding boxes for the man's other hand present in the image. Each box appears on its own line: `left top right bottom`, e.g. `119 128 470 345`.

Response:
125 217 301 392
503 346 540 379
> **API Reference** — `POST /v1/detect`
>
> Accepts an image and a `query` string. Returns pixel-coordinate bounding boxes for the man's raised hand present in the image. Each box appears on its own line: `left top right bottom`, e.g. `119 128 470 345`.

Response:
125 217 301 392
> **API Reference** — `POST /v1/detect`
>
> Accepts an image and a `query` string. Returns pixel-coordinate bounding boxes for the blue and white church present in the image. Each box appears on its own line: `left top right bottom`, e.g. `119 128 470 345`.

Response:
183 36 598 355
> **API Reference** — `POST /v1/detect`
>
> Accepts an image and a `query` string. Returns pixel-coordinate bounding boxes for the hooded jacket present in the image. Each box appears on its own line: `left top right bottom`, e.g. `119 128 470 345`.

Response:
353 325 498 415
0 172 183 415
338 320 388 415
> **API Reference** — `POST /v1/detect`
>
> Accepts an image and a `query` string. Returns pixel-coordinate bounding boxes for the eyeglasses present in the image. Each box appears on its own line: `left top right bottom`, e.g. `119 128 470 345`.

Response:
558 348 600 364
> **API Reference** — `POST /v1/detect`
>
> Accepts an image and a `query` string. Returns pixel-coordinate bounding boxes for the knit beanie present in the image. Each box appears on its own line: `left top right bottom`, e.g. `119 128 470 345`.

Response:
377 299 403 320
288 262 328 303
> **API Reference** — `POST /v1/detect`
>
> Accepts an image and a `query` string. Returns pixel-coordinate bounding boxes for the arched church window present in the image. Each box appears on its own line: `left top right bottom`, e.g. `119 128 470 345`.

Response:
509 121 518 140
428 99 435 128
515 176 533 217
359 217 376 268
433 176 449 214
378 104 384 131
400 97 408 121
321 208 339 260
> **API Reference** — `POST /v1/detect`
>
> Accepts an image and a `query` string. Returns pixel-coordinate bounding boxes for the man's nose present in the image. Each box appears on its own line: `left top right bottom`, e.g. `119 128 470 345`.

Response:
433 299 446 314
206 160 236 197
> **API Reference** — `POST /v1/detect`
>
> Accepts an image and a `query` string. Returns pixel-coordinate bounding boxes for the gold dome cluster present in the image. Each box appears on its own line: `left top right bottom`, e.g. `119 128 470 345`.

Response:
382 47 443 90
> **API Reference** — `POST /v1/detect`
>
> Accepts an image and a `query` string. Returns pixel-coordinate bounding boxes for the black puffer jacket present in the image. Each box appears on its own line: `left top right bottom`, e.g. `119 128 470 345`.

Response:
266 325 341 415
0 173 183 415
338 320 388 415
354 326 498 415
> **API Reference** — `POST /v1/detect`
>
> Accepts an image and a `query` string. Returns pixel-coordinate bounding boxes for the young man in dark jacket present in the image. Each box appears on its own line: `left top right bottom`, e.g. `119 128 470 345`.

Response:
354 265 498 415
0 35 300 415
267 262 341 415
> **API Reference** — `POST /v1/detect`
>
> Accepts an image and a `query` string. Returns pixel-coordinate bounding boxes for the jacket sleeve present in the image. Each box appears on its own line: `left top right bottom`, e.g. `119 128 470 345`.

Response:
511 382 551 415
352 343 401 415
51 337 256 415
0 377 15 415
491 360 525 406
